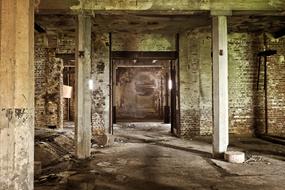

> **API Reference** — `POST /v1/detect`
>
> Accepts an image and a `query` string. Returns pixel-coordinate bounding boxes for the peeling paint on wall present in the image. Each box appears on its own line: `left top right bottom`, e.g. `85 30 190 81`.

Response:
112 33 176 51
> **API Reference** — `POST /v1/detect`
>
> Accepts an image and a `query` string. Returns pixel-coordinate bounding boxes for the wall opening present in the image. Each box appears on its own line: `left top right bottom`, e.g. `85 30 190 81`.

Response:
110 51 180 135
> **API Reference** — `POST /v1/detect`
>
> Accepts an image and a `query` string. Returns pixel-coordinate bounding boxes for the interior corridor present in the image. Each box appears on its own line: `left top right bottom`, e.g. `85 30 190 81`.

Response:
2 1 285 190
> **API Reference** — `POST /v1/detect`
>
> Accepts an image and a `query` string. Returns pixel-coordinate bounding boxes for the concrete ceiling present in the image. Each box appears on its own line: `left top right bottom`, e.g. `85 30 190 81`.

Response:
35 13 285 35
37 0 285 13
229 15 285 33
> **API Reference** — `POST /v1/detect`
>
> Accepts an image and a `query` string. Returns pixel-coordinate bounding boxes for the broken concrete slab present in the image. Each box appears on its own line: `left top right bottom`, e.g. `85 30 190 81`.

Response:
211 156 285 176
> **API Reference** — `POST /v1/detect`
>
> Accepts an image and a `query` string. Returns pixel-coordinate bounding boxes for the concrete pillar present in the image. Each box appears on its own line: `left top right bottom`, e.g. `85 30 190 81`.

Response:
212 15 229 157
75 15 92 159
0 0 34 189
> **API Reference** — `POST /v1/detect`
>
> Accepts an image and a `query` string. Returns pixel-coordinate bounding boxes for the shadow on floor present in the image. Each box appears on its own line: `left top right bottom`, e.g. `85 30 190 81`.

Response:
117 134 212 158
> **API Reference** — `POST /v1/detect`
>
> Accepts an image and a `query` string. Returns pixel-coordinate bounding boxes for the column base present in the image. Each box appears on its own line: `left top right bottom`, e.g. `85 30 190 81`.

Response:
212 152 225 159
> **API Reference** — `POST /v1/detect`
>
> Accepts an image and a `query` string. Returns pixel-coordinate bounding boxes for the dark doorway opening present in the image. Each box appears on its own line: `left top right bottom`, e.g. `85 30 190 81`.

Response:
110 51 180 136
63 66 75 124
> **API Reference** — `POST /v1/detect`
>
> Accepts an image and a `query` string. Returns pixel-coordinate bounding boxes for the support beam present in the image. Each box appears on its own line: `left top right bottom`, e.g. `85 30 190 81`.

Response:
38 0 285 13
212 15 229 158
75 15 92 159
0 0 34 189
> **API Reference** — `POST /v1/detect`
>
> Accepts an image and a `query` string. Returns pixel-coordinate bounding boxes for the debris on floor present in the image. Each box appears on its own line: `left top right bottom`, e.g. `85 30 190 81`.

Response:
245 155 271 164
34 128 77 180
35 123 285 190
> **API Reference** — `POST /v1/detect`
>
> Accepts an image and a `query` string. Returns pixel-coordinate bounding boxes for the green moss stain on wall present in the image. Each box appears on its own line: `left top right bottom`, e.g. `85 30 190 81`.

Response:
112 33 175 51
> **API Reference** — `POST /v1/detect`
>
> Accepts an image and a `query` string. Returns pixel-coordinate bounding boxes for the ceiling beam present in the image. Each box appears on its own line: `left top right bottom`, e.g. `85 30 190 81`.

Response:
112 51 178 60
37 0 285 15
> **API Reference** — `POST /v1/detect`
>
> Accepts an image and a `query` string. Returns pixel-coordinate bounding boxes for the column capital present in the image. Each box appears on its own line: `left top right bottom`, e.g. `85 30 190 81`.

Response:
211 10 232 16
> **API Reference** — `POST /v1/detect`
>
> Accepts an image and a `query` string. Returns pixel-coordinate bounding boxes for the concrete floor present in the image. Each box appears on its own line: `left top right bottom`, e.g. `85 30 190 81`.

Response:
35 122 285 190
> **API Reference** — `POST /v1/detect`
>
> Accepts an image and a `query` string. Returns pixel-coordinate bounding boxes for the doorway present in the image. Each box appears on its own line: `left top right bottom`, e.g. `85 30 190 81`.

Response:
109 51 180 136
63 65 75 128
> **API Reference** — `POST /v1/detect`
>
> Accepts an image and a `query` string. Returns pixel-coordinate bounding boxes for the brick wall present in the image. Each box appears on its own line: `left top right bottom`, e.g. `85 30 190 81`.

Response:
179 30 285 137
198 31 212 135
228 34 285 137
57 33 76 54
179 32 201 136
35 30 285 137
228 33 262 136
35 34 48 128
266 37 285 137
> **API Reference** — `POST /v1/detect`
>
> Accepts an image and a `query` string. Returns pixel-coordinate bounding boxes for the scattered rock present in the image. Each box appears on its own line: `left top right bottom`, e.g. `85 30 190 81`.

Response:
97 161 111 167
116 158 127 165
116 174 127 182
128 124 136 128
37 174 60 184
90 169 100 174
35 142 61 167
54 134 74 151
101 167 117 173
93 133 114 147
245 155 270 164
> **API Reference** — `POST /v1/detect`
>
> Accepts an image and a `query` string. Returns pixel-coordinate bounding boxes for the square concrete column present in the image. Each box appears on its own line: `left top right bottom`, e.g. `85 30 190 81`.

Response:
75 15 92 159
0 0 34 189
212 15 229 158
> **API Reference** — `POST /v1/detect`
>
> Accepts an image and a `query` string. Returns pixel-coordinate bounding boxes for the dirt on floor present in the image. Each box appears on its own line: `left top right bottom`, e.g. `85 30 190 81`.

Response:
35 123 285 190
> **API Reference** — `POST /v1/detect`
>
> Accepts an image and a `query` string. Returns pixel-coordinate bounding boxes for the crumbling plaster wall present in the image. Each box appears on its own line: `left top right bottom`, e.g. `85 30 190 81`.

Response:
91 33 110 132
112 33 176 51
45 50 64 128
34 34 65 129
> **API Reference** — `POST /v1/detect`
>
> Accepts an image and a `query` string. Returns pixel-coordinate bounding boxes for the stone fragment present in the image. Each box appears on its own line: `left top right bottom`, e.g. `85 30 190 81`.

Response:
224 151 245 163
116 174 127 182
97 161 111 167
